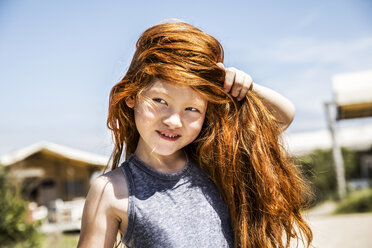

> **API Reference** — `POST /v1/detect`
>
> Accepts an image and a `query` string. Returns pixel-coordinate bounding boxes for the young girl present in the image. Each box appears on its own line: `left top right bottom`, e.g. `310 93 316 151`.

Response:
78 22 312 248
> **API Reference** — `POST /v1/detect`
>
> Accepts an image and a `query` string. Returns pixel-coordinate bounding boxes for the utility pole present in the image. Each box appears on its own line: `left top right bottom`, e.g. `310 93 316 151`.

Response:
324 102 347 199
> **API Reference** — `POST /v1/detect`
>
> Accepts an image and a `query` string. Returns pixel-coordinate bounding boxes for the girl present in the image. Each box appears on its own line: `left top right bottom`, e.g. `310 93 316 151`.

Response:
78 22 312 248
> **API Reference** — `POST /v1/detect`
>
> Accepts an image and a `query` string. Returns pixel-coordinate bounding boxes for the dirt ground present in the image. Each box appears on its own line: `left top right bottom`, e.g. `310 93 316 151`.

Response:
300 212 372 248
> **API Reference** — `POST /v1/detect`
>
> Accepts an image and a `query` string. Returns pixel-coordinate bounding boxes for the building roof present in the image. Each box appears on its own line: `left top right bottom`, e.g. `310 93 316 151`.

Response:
283 123 372 156
332 69 372 119
332 69 372 106
0 141 109 167
2 124 372 165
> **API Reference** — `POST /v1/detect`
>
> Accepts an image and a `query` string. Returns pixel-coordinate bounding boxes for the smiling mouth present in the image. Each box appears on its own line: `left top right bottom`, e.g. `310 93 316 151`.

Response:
156 131 181 141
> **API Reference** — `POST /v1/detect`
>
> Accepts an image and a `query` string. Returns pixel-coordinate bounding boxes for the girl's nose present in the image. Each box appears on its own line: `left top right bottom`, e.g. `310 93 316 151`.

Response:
163 112 182 129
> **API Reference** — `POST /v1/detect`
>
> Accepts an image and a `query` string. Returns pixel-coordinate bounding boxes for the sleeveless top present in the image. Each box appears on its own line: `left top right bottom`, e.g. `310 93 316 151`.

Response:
120 154 234 248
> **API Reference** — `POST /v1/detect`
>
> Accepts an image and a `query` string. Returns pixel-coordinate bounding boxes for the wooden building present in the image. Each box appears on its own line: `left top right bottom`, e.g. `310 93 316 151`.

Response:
0 141 108 206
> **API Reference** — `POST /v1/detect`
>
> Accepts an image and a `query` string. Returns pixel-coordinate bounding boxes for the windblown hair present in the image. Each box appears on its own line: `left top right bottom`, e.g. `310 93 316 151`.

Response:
107 21 313 248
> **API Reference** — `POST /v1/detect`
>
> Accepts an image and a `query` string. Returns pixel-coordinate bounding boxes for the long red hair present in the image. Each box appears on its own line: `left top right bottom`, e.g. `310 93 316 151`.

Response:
107 21 312 248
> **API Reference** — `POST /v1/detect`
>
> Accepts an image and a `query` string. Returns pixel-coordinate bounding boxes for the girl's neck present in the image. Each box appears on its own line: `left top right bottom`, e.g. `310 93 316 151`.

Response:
134 146 187 174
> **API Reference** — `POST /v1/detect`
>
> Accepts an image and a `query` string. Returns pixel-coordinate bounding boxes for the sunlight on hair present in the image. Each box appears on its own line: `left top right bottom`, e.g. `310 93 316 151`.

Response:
156 18 186 25
106 21 313 248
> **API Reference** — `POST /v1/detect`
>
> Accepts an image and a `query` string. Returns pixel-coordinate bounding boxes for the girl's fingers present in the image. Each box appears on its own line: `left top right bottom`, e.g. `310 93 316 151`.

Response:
220 64 254 100
230 69 245 97
217 62 225 69
224 67 236 92
237 74 252 101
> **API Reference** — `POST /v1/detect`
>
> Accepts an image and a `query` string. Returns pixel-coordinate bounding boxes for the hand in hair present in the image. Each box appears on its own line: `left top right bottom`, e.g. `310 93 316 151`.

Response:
217 62 295 131
217 62 253 101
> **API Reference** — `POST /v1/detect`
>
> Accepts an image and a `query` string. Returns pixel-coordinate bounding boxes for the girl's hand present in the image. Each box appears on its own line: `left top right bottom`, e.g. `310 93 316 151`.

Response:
217 63 253 101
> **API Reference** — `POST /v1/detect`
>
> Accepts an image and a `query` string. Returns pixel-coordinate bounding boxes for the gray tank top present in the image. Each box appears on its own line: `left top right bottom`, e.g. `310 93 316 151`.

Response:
120 154 234 248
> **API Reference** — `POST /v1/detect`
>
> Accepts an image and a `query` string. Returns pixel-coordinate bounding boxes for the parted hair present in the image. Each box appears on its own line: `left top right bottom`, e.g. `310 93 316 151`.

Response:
107 21 312 248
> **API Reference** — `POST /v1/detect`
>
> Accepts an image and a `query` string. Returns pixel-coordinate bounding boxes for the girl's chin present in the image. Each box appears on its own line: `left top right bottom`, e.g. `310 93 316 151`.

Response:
151 147 184 157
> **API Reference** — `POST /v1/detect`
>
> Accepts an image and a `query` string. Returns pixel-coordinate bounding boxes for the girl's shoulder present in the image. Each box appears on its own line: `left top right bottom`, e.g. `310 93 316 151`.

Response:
87 166 129 220
78 166 129 247
97 166 129 203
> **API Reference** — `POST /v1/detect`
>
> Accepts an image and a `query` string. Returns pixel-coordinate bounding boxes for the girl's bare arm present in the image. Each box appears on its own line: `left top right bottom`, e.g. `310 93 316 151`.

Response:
218 63 295 132
77 174 127 248
251 82 295 131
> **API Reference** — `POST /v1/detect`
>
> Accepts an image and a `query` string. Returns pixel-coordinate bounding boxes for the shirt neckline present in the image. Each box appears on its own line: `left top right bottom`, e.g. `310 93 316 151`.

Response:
128 153 192 180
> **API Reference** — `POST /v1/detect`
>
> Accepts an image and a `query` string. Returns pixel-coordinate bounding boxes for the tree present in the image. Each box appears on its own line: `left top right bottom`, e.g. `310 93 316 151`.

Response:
295 147 357 205
0 167 41 247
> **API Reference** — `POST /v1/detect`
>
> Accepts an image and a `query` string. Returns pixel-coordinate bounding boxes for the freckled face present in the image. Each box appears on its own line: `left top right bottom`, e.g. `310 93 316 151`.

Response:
127 78 208 159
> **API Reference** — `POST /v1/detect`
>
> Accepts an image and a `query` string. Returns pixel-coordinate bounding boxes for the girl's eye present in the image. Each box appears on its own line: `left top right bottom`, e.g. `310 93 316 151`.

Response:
153 98 167 105
185 107 200 113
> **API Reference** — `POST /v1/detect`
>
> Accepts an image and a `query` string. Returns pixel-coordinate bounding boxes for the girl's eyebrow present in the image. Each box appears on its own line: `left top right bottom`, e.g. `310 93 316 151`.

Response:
147 88 173 99
148 88 206 109
189 99 207 109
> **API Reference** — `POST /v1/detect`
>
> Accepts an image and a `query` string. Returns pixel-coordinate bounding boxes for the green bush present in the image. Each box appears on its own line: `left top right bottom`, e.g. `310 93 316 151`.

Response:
295 147 358 205
334 188 372 214
0 167 41 247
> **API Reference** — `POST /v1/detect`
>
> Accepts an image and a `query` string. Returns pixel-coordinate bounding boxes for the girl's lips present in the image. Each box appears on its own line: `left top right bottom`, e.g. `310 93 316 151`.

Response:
156 130 181 141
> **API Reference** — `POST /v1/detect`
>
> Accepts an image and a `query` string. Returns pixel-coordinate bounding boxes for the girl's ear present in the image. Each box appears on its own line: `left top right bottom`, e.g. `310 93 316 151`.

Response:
125 96 135 108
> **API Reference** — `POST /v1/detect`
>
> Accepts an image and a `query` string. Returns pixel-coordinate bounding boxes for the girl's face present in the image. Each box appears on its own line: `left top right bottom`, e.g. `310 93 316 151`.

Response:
126 78 208 160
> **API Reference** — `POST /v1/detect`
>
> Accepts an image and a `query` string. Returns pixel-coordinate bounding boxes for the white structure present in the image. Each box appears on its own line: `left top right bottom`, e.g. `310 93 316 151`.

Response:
332 69 372 120
283 124 372 156
283 69 372 199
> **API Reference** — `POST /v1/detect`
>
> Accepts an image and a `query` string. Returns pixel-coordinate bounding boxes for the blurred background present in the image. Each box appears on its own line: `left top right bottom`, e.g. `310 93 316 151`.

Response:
0 0 371 247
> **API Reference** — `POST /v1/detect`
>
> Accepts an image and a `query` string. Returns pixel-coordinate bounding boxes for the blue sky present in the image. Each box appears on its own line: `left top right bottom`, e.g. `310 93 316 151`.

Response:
1 0 372 156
